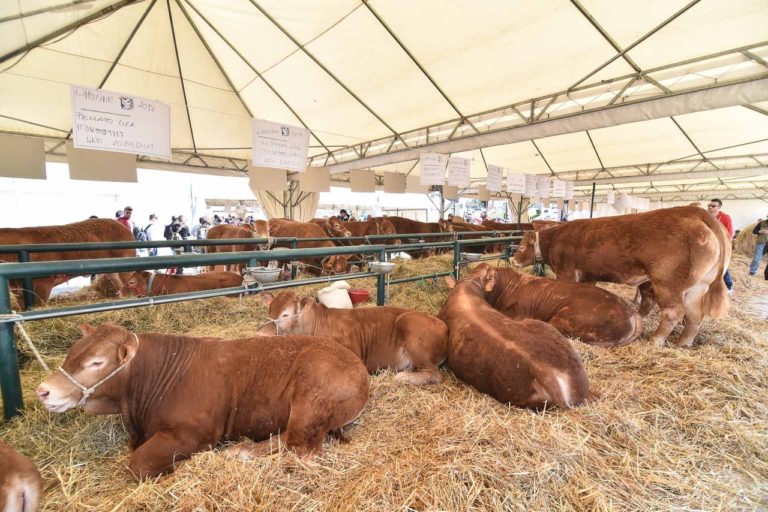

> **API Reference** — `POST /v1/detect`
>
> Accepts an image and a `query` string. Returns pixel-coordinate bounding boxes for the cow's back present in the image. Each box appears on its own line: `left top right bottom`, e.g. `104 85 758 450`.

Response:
0 219 135 262
268 219 334 249
0 440 42 512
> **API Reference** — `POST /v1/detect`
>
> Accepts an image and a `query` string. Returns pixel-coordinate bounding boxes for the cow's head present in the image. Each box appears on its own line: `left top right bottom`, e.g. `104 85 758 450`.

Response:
377 219 400 244
438 219 453 232
259 291 314 335
444 263 497 293
321 255 349 275
512 232 536 267
36 323 138 414
325 216 352 237
119 271 150 297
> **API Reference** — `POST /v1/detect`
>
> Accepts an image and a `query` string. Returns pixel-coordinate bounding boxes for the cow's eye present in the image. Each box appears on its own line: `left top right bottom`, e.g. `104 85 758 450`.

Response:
88 360 104 369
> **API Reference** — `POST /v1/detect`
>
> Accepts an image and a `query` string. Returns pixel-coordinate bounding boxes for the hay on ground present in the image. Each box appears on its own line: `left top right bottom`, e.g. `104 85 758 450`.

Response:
1 253 766 511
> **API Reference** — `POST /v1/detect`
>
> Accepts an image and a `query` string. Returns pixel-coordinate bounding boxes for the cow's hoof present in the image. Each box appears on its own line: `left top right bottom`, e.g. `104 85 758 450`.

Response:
650 337 666 348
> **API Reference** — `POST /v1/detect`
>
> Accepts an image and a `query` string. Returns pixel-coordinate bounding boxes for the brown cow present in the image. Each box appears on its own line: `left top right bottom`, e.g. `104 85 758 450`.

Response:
512 206 730 347
486 268 642 347
119 271 244 297
36 323 369 479
205 222 270 272
0 219 135 308
481 219 533 232
258 291 447 385
372 217 452 258
440 264 589 409
450 222 504 254
0 440 42 512
340 219 399 244
309 216 352 238
268 219 349 275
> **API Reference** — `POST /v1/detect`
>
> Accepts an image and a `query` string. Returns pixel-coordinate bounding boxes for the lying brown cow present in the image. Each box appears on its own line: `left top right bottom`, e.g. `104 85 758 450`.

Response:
257 291 447 385
512 206 730 347
372 217 452 258
309 216 352 238
119 271 244 297
0 440 42 512
486 268 641 347
205 221 270 272
440 265 589 409
268 218 349 275
0 218 135 308
36 323 369 479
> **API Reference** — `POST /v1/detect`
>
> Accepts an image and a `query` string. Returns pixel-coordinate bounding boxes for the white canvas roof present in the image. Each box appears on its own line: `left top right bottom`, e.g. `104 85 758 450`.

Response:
1 0 767 202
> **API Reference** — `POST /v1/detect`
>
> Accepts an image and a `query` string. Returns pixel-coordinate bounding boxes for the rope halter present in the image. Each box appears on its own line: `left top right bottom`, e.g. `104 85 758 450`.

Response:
262 309 302 335
532 231 546 276
57 332 140 407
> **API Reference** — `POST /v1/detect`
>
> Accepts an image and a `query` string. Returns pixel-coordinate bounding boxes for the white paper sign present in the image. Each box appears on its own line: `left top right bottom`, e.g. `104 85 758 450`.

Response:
537 176 552 197
551 179 566 198
447 157 470 187
420 153 447 185
71 85 170 159
252 119 310 172
506 172 526 194
486 164 503 192
565 181 574 199
525 174 537 197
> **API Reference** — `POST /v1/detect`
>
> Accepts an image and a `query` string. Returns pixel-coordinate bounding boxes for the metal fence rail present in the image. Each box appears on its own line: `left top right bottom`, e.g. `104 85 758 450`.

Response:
0 234 521 420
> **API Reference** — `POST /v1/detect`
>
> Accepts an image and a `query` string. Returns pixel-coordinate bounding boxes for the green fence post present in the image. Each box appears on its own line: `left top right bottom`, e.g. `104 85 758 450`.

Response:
19 251 36 310
0 276 24 420
454 238 461 279
376 249 386 306
290 240 298 279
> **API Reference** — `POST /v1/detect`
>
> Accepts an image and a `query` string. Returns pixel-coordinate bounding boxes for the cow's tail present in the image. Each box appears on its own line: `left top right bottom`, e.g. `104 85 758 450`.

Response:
698 209 731 319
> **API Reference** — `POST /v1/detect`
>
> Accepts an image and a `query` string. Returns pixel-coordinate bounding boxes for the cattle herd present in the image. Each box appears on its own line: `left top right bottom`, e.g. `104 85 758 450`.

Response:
1 205 731 507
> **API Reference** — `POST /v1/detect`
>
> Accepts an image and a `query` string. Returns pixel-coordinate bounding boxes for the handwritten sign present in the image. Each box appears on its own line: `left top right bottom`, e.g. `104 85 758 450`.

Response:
486 164 503 192
551 179 566 198
71 85 170 159
525 174 537 197
565 181 574 199
506 172 526 194
420 153 447 185
537 176 552 197
447 157 470 187
252 119 310 172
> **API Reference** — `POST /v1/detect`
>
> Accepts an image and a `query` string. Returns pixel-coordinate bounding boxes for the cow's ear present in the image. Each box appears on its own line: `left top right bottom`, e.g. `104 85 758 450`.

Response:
444 276 457 289
78 324 95 336
301 297 315 308
260 292 274 306
117 337 138 364
484 269 497 292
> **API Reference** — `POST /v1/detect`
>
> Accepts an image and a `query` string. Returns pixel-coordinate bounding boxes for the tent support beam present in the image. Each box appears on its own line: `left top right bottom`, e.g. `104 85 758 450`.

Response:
167 0 197 154
0 0 140 64
249 0 409 148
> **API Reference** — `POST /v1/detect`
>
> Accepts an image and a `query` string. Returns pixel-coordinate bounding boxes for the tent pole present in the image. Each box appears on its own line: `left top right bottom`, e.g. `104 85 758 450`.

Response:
589 182 596 218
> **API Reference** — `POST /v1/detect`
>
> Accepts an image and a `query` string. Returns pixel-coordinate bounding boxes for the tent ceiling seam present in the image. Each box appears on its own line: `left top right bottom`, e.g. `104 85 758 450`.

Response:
182 0 336 162
361 0 478 134
174 0 253 118
167 0 197 153
567 0 702 91
249 0 408 147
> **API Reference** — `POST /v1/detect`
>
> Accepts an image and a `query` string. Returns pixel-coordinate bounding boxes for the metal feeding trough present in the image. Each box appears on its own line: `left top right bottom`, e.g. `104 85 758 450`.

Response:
242 266 281 285
369 261 395 274
461 253 482 262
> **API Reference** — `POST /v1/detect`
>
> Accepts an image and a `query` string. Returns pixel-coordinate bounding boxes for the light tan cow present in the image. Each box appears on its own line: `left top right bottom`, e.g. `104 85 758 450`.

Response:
205 222 270 272
119 271 243 297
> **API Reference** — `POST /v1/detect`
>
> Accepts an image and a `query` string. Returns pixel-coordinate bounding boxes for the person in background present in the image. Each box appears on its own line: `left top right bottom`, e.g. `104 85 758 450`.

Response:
447 213 455 222
88 215 99 220
750 215 768 276
115 210 123 219
707 198 734 293
145 214 165 256
338 209 351 222
191 217 210 240
117 206 135 234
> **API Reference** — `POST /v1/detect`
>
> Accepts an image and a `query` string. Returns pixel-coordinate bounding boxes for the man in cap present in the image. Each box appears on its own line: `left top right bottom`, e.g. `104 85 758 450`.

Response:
117 206 135 235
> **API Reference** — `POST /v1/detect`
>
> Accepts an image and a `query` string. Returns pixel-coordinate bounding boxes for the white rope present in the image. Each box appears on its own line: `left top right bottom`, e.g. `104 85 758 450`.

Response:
5 311 50 372
58 332 139 407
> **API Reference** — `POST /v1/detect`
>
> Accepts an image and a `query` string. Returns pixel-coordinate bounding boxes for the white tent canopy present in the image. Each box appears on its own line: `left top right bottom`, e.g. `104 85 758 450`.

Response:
1 0 767 203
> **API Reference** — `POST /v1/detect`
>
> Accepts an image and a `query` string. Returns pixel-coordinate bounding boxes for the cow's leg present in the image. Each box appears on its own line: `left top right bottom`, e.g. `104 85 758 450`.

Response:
128 431 210 479
648 287 685 348
675 284 708 348
394 320 446 385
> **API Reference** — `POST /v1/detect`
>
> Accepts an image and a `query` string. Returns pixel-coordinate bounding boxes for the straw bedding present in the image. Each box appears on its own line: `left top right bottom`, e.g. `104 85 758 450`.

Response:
1 254 766 511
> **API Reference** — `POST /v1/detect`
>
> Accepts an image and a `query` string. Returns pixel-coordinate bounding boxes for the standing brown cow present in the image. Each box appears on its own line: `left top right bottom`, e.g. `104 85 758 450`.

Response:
372 217 452 258
0 440 42 512
440 264 589 409
0 219 135 308
258 291 447 385
36 323 369 479
486 268 642 347
268 219 349 275
512 206 730 347
309 216 352 238
205 222 270 272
